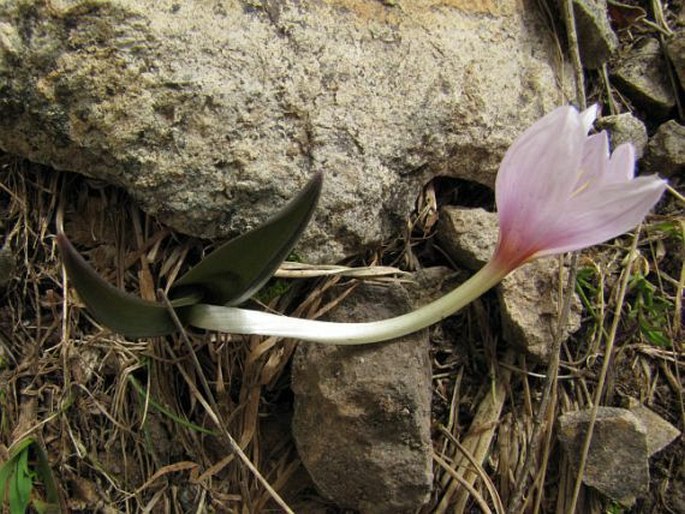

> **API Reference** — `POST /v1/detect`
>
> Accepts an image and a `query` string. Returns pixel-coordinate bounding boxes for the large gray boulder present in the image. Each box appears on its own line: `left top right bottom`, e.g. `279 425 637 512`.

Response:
0 0 569 261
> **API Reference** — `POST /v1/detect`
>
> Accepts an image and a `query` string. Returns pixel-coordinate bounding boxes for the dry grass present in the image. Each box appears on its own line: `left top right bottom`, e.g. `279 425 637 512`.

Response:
1 2 684 511
0 145 681 513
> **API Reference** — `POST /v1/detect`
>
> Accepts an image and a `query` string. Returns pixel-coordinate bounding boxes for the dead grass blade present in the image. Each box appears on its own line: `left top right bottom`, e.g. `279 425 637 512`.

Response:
157 290 295 514
436 349 513 513
274 261 409 280
433 453 494 514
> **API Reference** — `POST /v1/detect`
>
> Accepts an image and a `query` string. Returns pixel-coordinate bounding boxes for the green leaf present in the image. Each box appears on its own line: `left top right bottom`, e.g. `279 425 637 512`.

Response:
56 234 179 338
10 448 32 514
58 172 323 337
170 172 323 306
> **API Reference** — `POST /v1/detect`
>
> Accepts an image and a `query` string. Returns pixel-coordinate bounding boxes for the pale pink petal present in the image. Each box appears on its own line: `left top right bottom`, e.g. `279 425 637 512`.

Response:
579 104 599 133
496 106 585 236
534 175 668 257
605 143 636 183
575 132 610 191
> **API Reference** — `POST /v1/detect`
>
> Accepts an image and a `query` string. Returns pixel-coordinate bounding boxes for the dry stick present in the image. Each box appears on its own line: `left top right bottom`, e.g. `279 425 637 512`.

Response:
158 291 295 514
506 255 579 514
531 379 559 514
563 0 586 110
566 229 642 514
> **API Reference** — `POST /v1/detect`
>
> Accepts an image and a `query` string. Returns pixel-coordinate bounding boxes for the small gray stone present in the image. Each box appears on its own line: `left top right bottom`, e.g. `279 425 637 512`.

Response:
612 38 677 118
665 29 685 90
571 0 618 69
643 120 685 178
558 407 650 506
291 282 433 513
626 398 681 457
498 258 582 361
596 112 648 158
437 207 498 270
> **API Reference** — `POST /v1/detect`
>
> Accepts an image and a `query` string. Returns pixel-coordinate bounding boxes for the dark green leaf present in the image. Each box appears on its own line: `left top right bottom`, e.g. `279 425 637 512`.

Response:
56 234 179 338
57 173 323 337
170 172 323 306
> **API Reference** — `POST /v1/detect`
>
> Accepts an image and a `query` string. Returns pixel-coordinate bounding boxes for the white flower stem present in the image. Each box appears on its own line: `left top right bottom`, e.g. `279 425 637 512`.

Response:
186 259 510 345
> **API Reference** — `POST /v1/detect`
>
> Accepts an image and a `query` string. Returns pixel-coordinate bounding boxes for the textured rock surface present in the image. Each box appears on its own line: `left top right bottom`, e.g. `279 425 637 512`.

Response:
0 0 569 261
436 207 497 269
558 407 650 506
612 38 677 118
437 206 581 360
291 282 433 513
498 259 581 361
596 112 648 158
572 0 618 69
666 28 685 89
644 120 685 177
626 398 681 457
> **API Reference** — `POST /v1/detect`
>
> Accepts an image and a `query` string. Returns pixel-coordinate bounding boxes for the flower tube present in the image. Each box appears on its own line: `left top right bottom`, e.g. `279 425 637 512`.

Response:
188 105 667 344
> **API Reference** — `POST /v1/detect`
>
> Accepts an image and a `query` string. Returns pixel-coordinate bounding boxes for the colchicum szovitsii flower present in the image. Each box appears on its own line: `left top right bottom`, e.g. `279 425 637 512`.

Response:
59 105 667 344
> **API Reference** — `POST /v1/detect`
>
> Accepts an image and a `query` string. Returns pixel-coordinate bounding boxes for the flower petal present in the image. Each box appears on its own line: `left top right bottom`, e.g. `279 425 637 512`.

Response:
534 175 668 257
575 132 610 193
496 106 586 238
579 104 599 133
605 143 636 183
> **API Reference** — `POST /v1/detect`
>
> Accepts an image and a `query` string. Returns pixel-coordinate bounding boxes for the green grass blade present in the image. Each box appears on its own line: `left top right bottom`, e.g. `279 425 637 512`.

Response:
170 172 323 306
57 234 180 338
128 376 217 435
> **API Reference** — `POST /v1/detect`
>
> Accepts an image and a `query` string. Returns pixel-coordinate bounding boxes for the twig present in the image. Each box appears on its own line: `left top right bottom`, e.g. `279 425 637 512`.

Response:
562 0 586 109
437 349 513 513
566 228 641 514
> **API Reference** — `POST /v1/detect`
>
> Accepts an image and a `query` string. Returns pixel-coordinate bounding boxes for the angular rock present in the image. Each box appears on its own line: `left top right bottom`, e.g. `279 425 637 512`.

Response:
571 0 618 69
291 282 433 513
596 112 648 158
558 407 650 507
666 29 685 90
437 206 581 360
498 259 581 361
437 207 497 270
0 1 570 262
612 38 677 118
643 120 685 178
626 398 681 457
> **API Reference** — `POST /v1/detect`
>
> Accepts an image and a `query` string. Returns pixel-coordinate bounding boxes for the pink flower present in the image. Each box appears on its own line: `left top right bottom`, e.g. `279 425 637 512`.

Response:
493 105 667 271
